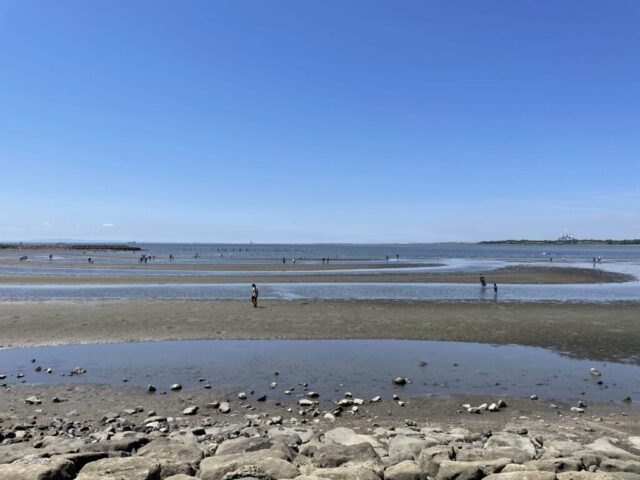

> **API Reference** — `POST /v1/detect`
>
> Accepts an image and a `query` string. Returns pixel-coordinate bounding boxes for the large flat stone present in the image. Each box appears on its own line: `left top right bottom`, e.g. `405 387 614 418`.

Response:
435 458 512 480
0 457 76 480
388 436 439 464
384 460 426 480
76 457 161 480
311 466 380 480
311 442 384 476
200 449 298 480
323 428 382 448
138 438 204 478
484 472 557 480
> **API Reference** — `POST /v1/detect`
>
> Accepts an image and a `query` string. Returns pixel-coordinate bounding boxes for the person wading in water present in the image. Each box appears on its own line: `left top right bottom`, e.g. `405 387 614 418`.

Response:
251 283 259 308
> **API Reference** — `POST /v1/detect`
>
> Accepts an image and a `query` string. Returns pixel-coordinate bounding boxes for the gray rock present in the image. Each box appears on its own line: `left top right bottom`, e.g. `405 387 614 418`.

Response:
583 438 640 461
138 438 204 478
311 466 380 480
417 445 455 478
484 472 557 480
54 452 109 471
0 457 75 480
524 458 583 473
557 473 619 480
217 437 293 459
85 432 151 453
268 427 315 445
76 457 161 480
323 427 382 448
200 449 298 480
485 434 537 462
600 459 640 474
311 442 384 477
384 460 426 480
435 458 512 480
182 406 199 415
388 435 439 464
219 402 231 414
221 464 274 479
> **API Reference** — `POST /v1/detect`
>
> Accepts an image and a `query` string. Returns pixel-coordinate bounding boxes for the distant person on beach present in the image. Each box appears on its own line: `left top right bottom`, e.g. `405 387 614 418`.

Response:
169 254 174 261
49 254 52 261
493 282 498 294
251 283 259 308
283 257 286 264
479 275 487 287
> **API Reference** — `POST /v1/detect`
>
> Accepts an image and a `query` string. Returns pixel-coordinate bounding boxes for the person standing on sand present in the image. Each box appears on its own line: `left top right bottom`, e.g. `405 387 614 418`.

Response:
251 283 259 308
493 282 498 294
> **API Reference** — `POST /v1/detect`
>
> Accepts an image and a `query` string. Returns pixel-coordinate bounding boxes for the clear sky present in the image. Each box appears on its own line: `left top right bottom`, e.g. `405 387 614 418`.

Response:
1 1 638 243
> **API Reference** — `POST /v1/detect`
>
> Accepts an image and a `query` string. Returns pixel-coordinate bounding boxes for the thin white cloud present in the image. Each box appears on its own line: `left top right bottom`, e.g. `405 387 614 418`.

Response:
102 223 115 228
42 222 53 227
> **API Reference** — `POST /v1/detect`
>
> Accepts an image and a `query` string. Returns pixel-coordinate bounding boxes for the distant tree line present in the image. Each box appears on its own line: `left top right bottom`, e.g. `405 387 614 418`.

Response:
478 239 640 246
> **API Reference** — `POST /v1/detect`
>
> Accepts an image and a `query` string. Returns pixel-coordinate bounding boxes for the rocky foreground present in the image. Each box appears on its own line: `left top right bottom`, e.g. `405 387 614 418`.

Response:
2 392 640 480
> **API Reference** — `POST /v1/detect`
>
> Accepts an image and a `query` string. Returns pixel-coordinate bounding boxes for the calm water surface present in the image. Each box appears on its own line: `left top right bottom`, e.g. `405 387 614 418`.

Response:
1 340 637 404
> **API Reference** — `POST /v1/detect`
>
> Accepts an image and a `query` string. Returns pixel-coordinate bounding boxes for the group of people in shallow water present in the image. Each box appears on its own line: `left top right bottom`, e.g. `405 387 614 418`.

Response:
479 275 498 294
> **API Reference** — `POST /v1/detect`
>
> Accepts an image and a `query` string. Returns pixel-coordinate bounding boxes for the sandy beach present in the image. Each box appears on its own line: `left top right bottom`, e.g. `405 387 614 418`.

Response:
1 299 639 365
0 265 630 284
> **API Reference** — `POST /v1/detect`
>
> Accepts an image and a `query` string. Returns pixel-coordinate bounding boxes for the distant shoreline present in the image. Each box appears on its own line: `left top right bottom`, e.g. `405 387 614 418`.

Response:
478 239 640 246
0 243 140 251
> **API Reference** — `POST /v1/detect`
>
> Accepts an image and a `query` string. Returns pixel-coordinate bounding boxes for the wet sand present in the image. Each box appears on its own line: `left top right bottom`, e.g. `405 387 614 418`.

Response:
2 300 639 364
0 265 630 284
0 261 431 272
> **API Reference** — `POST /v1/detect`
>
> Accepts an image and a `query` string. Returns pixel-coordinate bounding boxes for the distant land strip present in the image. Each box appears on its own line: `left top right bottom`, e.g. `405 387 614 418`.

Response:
478 239 640 246
0 243 141 251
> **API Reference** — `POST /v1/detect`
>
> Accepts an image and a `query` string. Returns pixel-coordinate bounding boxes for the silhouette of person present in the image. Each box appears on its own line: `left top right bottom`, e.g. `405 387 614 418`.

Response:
251 283 259 308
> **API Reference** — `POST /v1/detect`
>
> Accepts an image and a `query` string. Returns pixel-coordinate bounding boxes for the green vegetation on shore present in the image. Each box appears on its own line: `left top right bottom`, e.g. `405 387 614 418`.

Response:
479 239 640 246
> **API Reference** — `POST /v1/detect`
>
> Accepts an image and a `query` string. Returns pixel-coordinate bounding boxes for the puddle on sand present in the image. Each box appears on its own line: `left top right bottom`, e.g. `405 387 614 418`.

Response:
2 340 639 404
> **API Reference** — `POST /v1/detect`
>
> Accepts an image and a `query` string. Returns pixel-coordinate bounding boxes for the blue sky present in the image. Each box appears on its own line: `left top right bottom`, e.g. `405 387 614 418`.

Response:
1 0 638 243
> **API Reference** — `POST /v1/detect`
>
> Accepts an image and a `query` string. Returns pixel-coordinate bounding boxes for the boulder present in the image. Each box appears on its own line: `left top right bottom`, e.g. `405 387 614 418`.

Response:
323 427 381 448
311 442 384 476
76 457 161 480
485 434 537 462
557 473 619 480
137 438 204 477
388 435 439 464
524 458 583 473
200 449 298 480
0 457 75 480
628 437 640 452
311 466 380 480
583 438 640 461
384 460 426 480
600 459 640 474
435 458 512 480
417 445 455 478
484 472 557 480
54 452 109 471
85 432 151 453
268 427 315 445
216 437 294 460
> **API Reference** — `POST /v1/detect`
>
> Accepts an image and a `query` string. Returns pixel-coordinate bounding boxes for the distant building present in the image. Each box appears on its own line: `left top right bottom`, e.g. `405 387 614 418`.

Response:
558 233 576 241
